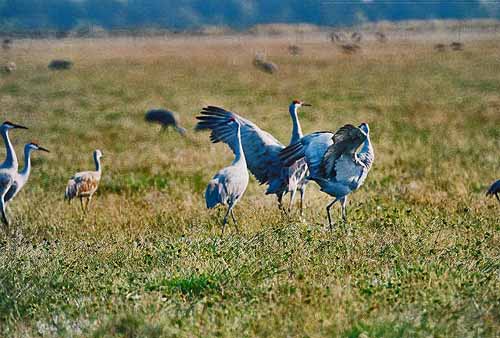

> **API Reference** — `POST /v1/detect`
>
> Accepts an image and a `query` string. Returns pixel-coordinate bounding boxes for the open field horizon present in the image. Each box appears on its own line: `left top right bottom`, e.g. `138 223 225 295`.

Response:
0 32 499 337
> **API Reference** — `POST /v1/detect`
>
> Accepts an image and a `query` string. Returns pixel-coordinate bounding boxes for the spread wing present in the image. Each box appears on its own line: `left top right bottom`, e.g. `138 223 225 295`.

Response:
321 124 366 178
196 106 284 187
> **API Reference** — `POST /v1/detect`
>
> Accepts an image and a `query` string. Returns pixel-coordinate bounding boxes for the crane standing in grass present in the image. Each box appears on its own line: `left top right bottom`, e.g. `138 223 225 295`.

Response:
145 109 186 136
280 123 374 231
5 142 50 203
205 117 249 234
65 149 103 213
196 100 311 214
486 179 500 203
0 121 28 231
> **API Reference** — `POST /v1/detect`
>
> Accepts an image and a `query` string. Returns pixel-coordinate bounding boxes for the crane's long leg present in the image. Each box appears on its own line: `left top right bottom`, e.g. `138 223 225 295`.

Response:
340 197 348 222
326 198 338 232
496 193 500 203
79 197 85 213
288 188 298 212
221 206 231 235
230 209 240 233
0 198 9 234
299 185 306 217
86 195 93 212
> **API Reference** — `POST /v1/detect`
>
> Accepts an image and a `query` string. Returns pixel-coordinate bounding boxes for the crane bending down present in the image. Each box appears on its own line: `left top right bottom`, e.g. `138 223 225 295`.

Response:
5 142 50 203
65 149 103 213
196 100 310 213
486 179 500 203
0 121 28 231
280 123 374 231
145 109 186 136
205 117 249 234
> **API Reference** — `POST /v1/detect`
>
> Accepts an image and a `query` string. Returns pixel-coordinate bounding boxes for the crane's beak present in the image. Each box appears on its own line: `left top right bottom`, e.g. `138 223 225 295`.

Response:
302 103 312 107
13 123 28 130
38 146 50 153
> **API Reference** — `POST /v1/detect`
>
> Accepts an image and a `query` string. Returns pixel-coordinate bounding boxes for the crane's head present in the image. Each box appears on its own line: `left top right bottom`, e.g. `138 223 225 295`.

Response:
290 100 312 109
1 121 28 130
94 149 103 159
358 122 370 135
27 141 50 152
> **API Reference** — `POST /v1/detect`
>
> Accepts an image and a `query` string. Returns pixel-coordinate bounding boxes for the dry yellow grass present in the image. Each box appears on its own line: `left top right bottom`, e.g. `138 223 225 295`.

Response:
0 33 499 337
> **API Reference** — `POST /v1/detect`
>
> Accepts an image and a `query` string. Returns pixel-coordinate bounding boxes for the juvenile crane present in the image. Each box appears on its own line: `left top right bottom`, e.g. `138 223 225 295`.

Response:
145 109 186 135
486 179 500 203
205 118 249 234
196 100 311 213
65 149 103 213
4 142 50 203
0 121 28 231
280 123 374 231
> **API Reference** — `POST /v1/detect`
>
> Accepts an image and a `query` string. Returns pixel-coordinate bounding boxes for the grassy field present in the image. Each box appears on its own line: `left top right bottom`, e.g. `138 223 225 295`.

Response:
0 34 499 337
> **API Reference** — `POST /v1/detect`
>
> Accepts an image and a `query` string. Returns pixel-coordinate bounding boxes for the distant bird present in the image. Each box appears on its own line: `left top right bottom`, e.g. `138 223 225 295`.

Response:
280 123 374 231
341 43 361 54
2 39 12 50
65 150 103 213
48 59 73 70
3 62 16 73
205 117 249 234
288 44 302 56
4 142 49 204
434 43 447 52
486 179 500 203
253 54 278 74
330 31 346 44
450 42 464 51
145 109 186 135
196 100 311 213
0 121 28 231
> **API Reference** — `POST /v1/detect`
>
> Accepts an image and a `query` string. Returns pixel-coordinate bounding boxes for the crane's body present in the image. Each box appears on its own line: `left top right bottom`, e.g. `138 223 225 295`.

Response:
196 101 310 213
280 123 374 230
4 142 49 203
486 179 500 202
65 150 103 213
0 121 28 231
145 109 186 135
205 118 249 233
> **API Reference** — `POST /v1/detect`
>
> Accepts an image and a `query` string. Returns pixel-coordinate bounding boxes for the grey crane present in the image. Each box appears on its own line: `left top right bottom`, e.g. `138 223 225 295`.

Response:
205 117 249 234
0 121 28 231
4 142 50 204
195 100 311 213
280 123 374 231
486 179 500 203
65 149 103 213
145 109 186 136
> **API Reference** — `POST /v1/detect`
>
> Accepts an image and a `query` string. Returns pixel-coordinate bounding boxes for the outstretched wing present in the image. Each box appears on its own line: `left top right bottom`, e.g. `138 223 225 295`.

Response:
321 124 366 178
196 106 284 187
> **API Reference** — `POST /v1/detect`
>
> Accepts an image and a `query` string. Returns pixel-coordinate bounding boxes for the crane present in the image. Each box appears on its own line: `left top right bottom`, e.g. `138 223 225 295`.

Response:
65 149 103 213
145 109 186 135
0 121 28 231
205 117 249 234
486 179 500 203
4 142 50 203
195 100 311 213
280 123 374 231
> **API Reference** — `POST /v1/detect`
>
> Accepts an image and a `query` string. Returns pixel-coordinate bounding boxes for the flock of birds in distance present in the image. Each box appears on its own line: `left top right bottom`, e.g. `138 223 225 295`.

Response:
0 98 498 235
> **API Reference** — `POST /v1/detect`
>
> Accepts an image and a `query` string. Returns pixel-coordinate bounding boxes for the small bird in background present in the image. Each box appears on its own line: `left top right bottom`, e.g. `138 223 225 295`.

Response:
0 121 28 232
280 123 374 231
4 142 50 204
486 179 500 203
145 108 186 136
65 149 103 213
205 117 249 234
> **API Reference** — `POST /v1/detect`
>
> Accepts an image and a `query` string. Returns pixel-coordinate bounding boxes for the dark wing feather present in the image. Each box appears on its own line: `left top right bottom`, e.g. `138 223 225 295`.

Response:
321 124 366 178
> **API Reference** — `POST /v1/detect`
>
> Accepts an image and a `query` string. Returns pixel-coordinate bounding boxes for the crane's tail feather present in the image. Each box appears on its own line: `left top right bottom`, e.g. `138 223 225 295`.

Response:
65 179 77 201
279 142 305 167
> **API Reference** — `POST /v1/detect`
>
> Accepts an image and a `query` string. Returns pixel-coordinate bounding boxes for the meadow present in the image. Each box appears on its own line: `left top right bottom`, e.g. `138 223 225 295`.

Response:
0 32 499 337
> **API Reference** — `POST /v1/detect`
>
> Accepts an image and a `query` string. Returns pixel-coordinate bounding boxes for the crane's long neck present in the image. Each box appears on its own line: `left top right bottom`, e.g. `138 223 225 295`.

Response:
289 104 303 145
18 146 33 186
232 126 246 167
94 153 102 174
1 128 18 170
359 134 374 169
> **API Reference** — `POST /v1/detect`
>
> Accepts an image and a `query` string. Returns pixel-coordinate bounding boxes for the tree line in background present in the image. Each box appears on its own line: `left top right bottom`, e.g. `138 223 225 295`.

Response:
0 0 499 33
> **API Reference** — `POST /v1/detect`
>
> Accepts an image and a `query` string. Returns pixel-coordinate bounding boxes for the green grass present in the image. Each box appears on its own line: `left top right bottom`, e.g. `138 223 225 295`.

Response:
0 36 498 337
